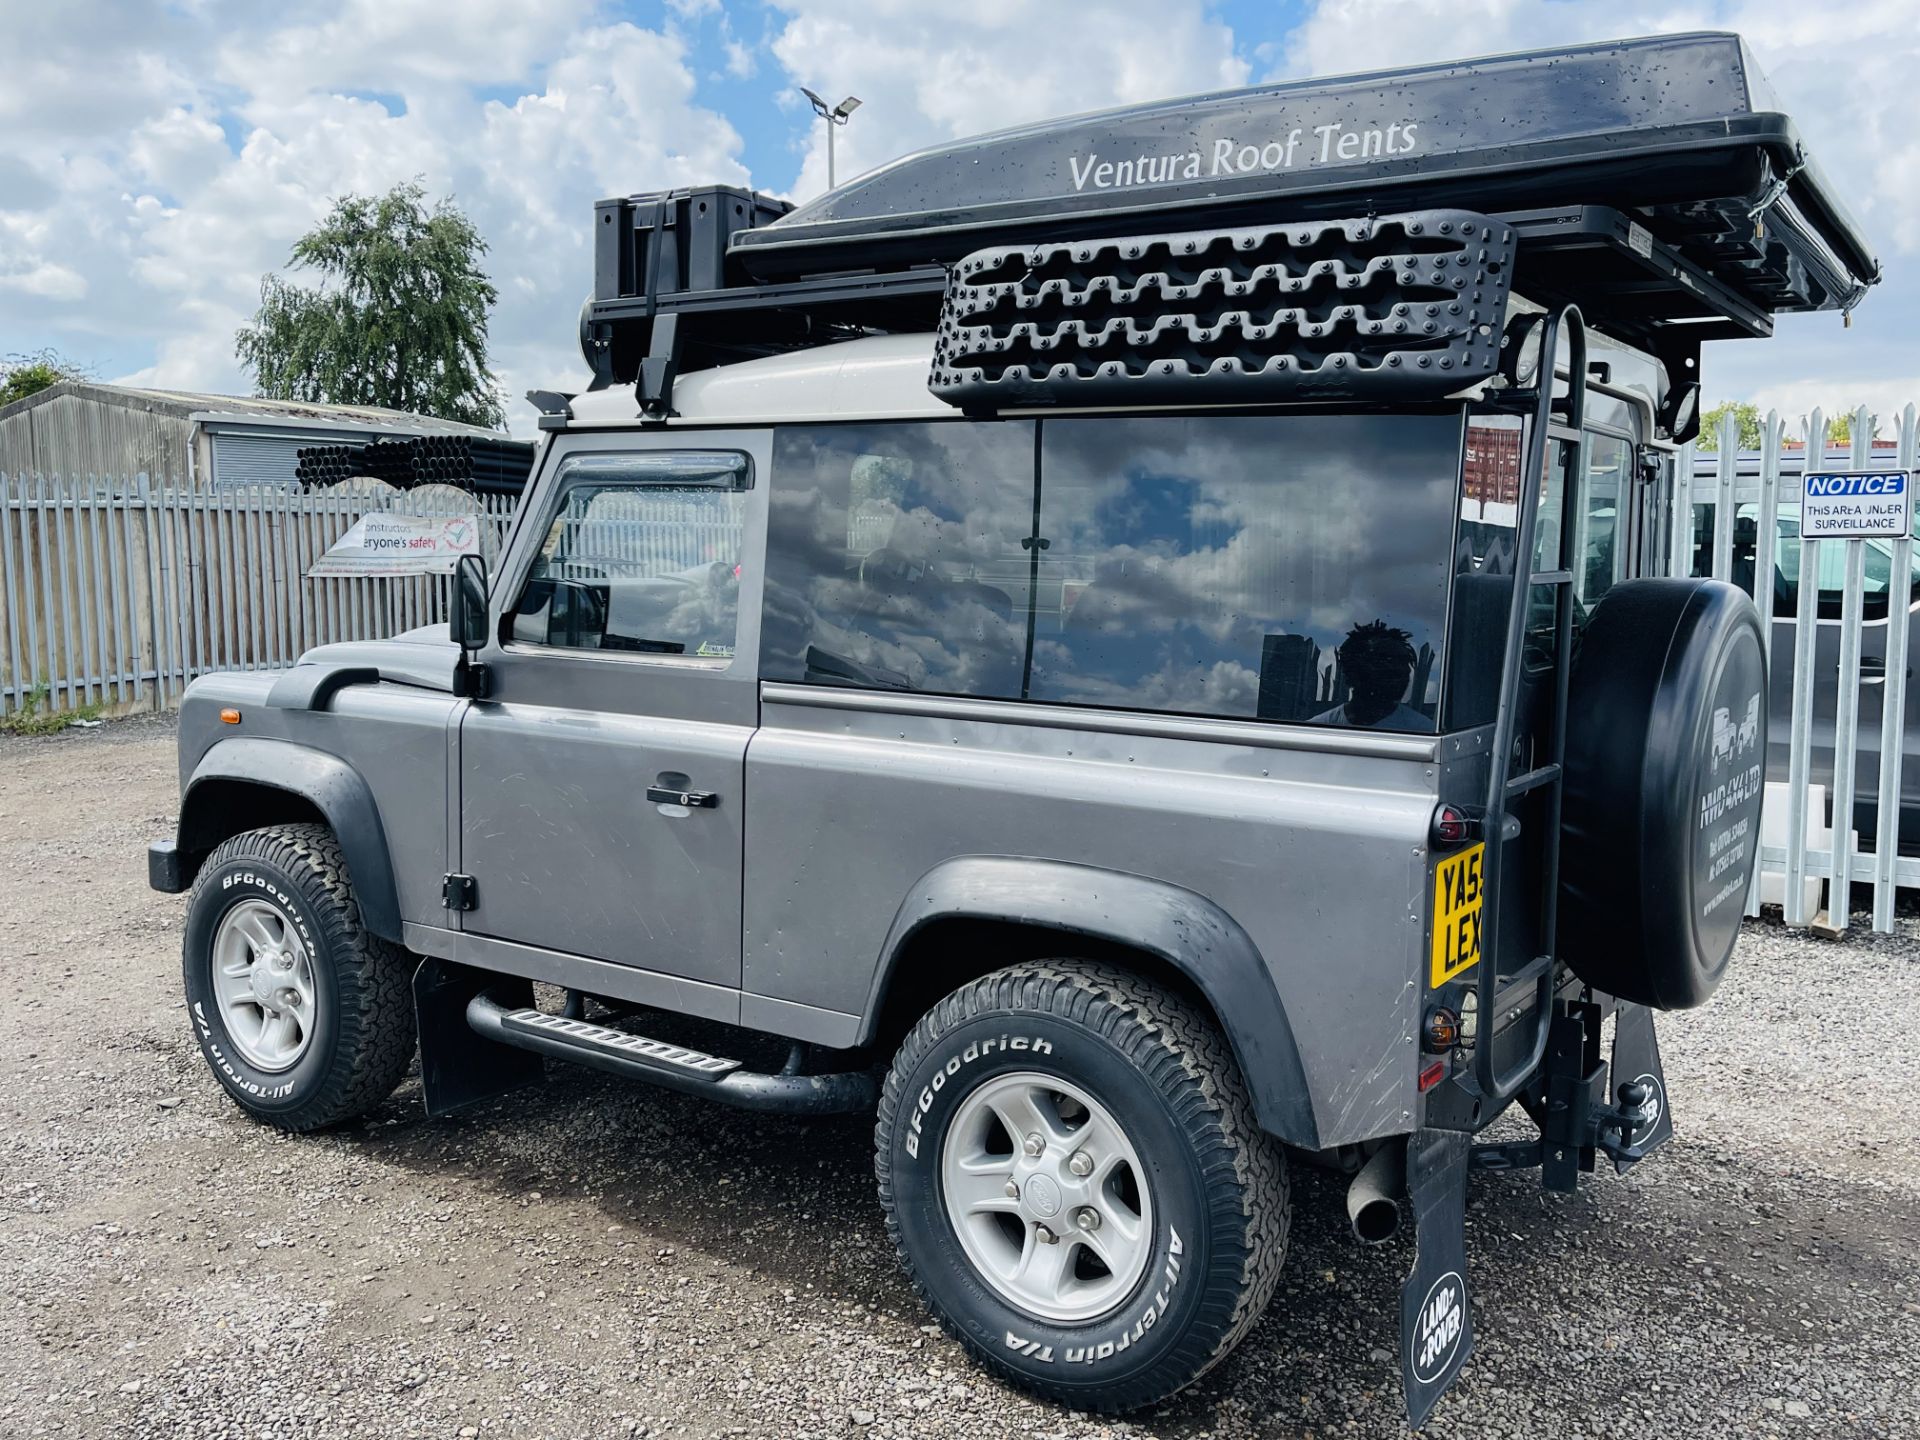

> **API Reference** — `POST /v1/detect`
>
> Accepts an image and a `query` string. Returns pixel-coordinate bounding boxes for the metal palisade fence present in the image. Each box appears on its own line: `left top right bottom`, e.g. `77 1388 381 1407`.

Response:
1680 403 1920 935
0 476 518 719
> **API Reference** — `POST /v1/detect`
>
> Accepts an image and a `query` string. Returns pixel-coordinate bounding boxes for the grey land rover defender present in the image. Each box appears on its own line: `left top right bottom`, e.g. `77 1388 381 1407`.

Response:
148 33 1879 1426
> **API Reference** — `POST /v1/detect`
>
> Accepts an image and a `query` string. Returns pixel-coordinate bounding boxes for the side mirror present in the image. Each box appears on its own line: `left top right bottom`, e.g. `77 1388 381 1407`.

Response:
450 553 491 653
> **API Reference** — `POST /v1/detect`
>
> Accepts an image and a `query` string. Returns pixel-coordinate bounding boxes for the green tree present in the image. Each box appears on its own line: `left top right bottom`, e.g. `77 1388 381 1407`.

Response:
0 348 92 408
1695 400 1763 452
236 181 504 429
1823 410 1879 447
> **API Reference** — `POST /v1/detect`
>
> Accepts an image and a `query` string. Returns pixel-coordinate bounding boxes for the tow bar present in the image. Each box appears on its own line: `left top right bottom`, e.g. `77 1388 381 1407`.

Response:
1468 998 1673 1187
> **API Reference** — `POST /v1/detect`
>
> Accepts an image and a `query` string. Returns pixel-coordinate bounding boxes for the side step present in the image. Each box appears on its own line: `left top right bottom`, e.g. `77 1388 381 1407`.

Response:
498 1008 743 1079
465 992 877 1115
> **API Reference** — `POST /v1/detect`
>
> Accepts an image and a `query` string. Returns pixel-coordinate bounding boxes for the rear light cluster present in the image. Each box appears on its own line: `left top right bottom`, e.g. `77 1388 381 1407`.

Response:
1429 803 1479 848
1422 1007 1461 1052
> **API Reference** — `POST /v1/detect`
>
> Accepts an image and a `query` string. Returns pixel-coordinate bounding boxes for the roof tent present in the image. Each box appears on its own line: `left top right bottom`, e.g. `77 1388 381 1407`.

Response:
579 32 1879 420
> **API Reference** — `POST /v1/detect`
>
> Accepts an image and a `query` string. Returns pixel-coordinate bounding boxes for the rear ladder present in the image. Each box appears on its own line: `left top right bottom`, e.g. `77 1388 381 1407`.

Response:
1473 305 1589 1103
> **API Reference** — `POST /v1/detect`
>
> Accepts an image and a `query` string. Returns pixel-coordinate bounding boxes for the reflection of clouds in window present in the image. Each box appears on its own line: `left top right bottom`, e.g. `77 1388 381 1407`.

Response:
764 425 1034 697
1036 638 1261 716
1036 416 1456 721
764 415 1460 731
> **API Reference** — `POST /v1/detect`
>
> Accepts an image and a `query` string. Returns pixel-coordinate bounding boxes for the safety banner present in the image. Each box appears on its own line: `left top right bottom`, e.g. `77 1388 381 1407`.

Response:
307 512 482 577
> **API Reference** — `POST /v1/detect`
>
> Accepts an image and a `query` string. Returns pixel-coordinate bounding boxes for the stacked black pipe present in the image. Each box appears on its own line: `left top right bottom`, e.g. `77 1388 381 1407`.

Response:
292 445 363 487
294 435 537 495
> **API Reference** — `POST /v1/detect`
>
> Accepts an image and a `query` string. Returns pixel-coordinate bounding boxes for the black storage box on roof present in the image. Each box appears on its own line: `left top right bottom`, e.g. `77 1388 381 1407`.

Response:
580 32 1879 412
734 32 1876 315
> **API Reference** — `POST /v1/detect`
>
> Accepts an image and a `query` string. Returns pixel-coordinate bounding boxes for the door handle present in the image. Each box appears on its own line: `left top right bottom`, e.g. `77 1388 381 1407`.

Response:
1860 657 1887 684
647 785 718 808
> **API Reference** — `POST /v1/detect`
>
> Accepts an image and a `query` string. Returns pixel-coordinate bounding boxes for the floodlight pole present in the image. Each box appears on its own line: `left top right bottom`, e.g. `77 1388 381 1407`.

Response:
801 88 862 190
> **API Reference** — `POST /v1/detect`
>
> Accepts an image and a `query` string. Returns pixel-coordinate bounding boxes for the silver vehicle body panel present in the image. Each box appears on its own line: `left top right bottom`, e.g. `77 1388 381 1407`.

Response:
175 674 464 934
744 685 1435 1146
167 328 1670 1152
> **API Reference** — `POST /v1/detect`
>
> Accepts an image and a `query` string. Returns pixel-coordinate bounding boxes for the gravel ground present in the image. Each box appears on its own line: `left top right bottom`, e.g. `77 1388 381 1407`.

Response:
1 716 1915 1440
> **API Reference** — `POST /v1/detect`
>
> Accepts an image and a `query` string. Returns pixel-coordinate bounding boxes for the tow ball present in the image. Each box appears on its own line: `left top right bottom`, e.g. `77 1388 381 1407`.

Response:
1467 998 1674 1191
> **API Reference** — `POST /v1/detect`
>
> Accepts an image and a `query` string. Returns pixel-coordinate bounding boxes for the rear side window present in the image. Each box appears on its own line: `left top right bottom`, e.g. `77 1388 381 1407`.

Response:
1579 433 1632 605
1033 415 1457 728
764 414 1461 732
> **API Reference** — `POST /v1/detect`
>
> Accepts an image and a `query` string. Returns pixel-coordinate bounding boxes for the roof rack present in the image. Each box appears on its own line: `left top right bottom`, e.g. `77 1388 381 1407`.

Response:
578 33 1880 420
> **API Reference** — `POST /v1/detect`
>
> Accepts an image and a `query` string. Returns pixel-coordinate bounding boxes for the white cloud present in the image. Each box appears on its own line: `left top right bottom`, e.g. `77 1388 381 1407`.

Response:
767 0 1250 200
0 5 747 432
0 260 87 302
3 0 1915 439
723 37 757 79
1745 379 1920 439
212 0 597 97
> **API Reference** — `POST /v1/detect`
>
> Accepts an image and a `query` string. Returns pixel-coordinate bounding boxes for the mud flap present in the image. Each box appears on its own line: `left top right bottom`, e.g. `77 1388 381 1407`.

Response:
1400 1126 1474 1428
413 957 542 1118
1606 1001 1674 1171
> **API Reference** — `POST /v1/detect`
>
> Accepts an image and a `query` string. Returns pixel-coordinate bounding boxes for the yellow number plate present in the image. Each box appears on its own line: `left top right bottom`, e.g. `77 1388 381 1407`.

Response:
1430 842 1485 987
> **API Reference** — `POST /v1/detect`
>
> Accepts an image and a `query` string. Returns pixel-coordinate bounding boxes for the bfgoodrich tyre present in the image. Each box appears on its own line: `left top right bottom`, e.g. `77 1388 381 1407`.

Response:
181 823 416 1131
875 961 1288 1411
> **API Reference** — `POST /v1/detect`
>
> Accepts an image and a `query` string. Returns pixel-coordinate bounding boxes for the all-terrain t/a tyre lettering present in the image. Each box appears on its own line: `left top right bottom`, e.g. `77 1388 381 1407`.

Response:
182 823 416 1131
875 961 1289 1411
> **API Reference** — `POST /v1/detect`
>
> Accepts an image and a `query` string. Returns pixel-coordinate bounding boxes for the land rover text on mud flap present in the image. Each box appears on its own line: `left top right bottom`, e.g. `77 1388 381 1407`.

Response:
148 32 1879 1427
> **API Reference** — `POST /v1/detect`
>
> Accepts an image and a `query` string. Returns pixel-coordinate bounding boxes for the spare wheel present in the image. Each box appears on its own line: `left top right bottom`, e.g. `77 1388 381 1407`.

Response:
1558 579 1767 1009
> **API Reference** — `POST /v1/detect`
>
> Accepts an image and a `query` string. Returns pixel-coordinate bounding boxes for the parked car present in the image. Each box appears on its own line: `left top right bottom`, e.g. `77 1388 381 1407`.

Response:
147 32 1876 1427
1686 461 1920 845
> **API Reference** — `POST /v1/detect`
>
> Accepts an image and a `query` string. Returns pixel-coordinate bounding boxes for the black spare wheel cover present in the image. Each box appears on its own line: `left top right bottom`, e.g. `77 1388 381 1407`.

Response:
1558 579 1767 1009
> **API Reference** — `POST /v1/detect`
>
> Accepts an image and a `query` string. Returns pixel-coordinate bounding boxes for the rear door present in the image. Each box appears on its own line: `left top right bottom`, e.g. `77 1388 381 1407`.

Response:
455 431 768 991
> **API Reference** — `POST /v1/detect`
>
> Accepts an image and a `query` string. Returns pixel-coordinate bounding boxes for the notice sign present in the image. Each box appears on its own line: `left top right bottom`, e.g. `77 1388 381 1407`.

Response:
308 512 481 577
1800 471 1913 540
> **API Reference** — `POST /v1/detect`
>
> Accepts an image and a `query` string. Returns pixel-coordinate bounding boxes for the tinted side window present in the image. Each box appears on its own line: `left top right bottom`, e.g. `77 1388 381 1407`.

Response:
1769 505 1918 622
1699 500 1920 621
1446 416 1549 727
761 423 1035 693
508 452 749 658
766 415 1460 731
1033 416 1457 729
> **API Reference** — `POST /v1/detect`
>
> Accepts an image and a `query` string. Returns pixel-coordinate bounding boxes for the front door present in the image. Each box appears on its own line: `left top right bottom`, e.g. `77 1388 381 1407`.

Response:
456 433 767 993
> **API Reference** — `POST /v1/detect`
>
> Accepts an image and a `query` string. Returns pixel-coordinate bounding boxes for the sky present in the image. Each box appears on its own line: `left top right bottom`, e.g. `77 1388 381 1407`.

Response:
3 0 1918 436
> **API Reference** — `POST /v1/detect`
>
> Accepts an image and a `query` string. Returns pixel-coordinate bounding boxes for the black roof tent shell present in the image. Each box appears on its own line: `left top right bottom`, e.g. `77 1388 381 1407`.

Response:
731 31 1879 315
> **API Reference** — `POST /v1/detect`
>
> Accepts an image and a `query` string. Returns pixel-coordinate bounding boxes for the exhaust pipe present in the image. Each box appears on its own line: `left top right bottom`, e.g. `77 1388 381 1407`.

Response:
1347 1141 1406 1245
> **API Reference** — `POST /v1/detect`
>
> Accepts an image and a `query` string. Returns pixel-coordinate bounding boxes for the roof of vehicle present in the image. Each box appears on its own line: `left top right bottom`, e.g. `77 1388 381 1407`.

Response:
567 334 965 428
563 321 1664 430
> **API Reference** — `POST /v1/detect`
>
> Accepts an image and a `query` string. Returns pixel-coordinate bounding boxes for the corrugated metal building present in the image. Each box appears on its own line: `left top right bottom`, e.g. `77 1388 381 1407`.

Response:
0 382 501 489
